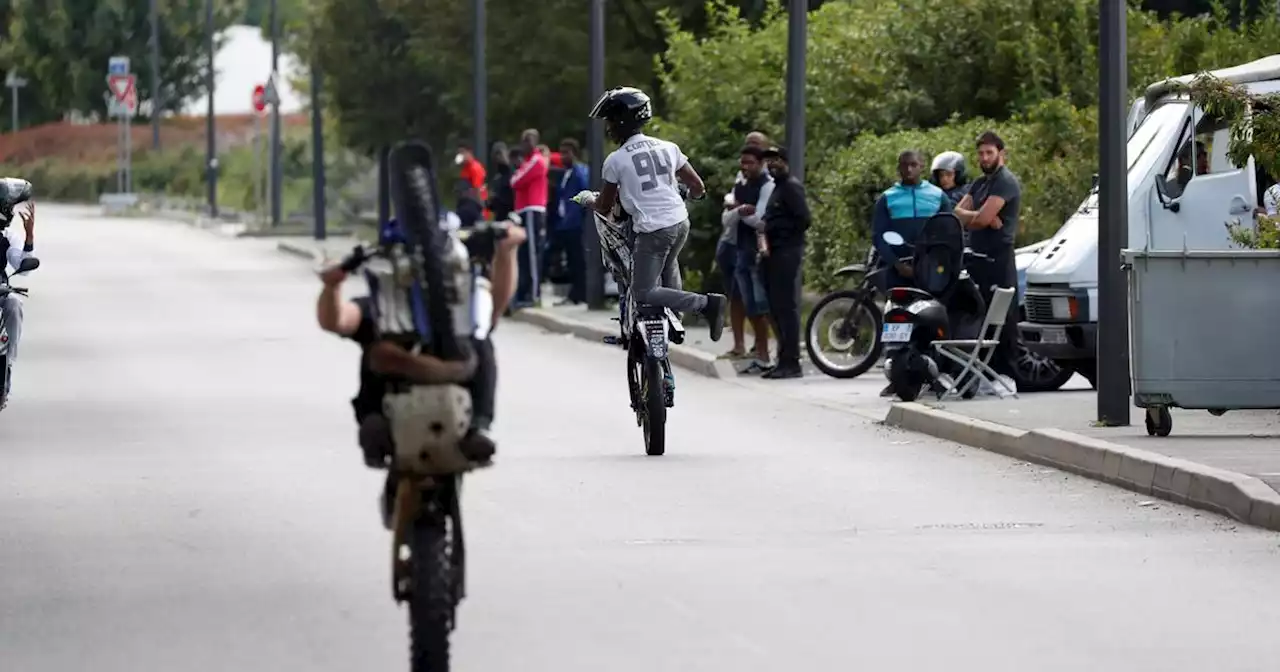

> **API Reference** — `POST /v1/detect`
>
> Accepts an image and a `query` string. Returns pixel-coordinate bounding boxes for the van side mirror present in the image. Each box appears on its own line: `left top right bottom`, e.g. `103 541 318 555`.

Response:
1153 175 1181 213
1091 173 1099 191
16 256 39 273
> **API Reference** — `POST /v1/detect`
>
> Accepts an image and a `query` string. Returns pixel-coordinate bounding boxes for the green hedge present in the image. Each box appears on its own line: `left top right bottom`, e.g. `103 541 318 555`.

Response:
654 0 1280 292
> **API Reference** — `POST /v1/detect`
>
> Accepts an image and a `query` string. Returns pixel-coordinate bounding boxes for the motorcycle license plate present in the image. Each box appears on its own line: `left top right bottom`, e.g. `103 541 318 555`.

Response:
882 323 913 343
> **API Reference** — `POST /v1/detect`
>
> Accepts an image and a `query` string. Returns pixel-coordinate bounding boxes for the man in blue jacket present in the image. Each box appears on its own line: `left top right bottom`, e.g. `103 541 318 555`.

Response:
871 150 952 290
552 138 591 305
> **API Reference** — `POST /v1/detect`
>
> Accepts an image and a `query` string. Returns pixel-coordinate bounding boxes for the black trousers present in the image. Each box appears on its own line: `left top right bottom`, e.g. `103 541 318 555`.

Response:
545 227 586 303
516 210 547 304
762 243 805 369
968 244 1019 364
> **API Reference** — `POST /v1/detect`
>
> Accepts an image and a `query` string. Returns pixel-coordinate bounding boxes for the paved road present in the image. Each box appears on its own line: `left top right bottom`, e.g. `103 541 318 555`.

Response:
3 206 1280 672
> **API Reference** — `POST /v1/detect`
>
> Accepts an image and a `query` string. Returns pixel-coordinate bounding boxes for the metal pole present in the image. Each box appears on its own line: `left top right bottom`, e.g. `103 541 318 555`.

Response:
473 0 486 171
125 113 133 192
311 60 326 241
253 114 262 216
269 0 283 227
11 87 17 134
377 146 390 226
784 0 807 182
1097 0 1129 426
205 0 218 217
149 0 161 150
585 0 607 310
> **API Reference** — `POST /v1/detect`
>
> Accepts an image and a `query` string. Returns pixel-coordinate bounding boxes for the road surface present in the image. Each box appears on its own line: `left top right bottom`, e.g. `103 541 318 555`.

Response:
2 206 1279 671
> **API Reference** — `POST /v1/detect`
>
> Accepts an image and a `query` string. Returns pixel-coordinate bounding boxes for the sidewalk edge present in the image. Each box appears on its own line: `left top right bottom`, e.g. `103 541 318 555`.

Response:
884 402 1280 531
511 308 726 379
277 240 321 261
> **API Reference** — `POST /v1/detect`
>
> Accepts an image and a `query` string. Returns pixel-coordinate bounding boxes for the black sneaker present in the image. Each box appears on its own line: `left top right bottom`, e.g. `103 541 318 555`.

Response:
762 365 802 380
702 293 727 342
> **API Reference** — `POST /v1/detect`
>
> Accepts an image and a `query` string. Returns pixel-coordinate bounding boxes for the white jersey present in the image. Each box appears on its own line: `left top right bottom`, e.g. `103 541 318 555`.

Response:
602 133 689 233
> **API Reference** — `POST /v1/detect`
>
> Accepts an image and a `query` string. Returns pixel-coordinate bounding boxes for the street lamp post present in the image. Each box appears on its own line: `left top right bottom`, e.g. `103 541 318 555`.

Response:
149 0 162 150
784 0 808 182
585 0 607 310
205 0 218 218
1097 0 1130 426
269 0 283 228
473 0 487 166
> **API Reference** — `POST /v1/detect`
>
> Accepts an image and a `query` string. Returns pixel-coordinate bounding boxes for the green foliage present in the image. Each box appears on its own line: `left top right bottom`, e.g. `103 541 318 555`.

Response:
5 0 244 125
1227 216 1280 248
806 99 1098 289
654 0 1280 290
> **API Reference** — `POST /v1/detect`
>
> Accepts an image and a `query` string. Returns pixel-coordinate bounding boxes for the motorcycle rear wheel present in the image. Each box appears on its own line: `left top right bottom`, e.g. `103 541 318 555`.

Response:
888 349 924 402
642 357 666 456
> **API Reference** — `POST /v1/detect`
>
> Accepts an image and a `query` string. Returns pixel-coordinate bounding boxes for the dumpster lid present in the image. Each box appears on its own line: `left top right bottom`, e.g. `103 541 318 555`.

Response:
1122 248 1280 262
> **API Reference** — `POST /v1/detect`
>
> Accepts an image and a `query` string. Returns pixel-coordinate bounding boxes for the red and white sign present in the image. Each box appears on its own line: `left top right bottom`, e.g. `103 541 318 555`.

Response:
106 73 138 116
252 84 267 115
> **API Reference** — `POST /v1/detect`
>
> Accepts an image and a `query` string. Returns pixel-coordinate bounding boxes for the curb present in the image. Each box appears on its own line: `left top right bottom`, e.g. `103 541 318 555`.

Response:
511 308 733 379
884 402 1280 531
276 239 321 261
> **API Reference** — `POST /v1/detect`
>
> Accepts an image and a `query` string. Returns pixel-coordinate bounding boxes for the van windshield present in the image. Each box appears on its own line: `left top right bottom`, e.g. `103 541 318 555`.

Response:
1128 102 1188 197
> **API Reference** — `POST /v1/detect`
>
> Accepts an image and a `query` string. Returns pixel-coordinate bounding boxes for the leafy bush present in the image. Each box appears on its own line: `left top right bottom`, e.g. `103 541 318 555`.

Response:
653 0 1280 290
807 99 1097 289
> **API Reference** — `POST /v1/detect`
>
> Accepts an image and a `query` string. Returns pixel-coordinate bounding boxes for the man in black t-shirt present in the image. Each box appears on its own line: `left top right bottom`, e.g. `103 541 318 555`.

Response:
954 130 1020 362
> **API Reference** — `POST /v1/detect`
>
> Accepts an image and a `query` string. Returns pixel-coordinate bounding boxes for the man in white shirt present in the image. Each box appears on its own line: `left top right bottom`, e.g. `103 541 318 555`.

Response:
583 86 727 341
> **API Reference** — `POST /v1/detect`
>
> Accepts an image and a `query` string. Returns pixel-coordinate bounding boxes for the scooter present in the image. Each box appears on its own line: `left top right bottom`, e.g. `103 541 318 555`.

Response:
879 230 989 402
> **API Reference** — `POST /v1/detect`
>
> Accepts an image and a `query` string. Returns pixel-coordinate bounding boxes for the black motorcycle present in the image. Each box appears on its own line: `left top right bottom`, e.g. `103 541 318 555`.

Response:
804 245 887 379
879 223 991 402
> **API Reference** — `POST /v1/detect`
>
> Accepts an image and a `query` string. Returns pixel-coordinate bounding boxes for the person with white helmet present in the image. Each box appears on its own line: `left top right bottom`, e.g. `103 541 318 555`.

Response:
930 150 970 207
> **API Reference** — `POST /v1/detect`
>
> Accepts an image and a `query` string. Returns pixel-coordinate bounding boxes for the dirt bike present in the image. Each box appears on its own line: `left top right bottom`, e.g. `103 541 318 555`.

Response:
574 191 687 456
343 141 509 671
804 244 888 379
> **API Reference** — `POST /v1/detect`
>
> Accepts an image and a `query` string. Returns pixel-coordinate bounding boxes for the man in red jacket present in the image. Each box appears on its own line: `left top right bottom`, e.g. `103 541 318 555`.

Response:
511 128 549 307
455 142 490 220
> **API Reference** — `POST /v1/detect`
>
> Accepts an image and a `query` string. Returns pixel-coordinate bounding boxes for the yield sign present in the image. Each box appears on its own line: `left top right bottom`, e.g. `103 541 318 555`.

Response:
108 74 136 102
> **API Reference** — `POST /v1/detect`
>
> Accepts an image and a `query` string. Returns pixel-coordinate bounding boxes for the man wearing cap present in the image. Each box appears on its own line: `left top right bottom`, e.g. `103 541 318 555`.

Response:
759 145 810 379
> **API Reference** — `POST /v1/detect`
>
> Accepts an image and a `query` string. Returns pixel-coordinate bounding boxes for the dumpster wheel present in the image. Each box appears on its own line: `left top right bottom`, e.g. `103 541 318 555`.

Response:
1145 407 1172 437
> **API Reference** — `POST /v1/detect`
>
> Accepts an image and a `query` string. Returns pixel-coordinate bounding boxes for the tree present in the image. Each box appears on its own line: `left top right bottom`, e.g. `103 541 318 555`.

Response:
5 0 243 123
1185 74 1280 248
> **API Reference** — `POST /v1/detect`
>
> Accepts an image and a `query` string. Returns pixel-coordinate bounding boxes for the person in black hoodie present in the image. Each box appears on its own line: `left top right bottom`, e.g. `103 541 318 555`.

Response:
759 145 810 380
487 141 515 222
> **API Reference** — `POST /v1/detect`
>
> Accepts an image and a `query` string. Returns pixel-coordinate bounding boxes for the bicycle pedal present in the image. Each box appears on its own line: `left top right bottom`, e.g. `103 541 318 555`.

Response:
602 335 623 346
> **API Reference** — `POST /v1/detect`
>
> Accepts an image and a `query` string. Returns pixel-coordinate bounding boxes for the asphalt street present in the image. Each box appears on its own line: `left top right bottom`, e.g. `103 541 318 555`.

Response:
3 205 1279 672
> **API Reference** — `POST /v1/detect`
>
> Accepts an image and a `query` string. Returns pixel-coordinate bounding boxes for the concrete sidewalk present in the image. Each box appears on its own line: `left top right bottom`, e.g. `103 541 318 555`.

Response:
887 391 1280 531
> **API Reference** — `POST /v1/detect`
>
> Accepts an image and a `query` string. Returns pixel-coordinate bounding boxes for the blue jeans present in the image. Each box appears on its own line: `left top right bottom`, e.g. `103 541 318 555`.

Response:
715 240 738 299
734 247 770 317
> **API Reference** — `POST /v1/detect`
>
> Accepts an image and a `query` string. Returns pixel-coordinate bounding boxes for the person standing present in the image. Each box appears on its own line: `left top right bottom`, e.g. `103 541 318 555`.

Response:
717 131 771 361
487 141 515 222
871 150 952 291
552 138 591 305
455 142 489 219
954 130 1021 365
512 129 550 307
723 144 775 372
759 145 809 380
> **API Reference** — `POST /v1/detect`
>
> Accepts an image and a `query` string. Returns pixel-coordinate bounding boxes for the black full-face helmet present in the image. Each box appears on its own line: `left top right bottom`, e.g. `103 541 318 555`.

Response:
589 86 653 143
0 177 32 228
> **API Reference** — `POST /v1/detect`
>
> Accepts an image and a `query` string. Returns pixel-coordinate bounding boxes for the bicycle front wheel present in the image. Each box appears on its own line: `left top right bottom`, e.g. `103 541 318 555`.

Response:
409 500 456 671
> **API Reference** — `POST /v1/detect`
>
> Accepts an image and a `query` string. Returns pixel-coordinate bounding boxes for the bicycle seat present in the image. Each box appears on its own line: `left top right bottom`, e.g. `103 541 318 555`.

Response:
0 178 32 215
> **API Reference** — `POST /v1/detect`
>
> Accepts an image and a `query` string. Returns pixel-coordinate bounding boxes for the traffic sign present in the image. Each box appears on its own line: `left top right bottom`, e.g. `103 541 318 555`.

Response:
5 70 27 89
108 56 130 76
252 84 267 115
105 74 138 118
263 75 281 106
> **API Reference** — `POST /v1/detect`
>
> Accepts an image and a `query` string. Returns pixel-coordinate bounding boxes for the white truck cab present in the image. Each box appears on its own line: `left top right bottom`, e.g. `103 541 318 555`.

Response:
1018 54 1280 385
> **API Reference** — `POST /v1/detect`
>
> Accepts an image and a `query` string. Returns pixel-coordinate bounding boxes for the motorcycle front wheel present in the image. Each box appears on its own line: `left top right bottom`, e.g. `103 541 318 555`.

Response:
804 289 883 379
642 357 666 456
408 493 458 672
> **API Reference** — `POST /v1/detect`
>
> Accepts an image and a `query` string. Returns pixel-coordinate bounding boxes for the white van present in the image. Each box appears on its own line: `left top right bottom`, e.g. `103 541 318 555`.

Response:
1018 54 1280 386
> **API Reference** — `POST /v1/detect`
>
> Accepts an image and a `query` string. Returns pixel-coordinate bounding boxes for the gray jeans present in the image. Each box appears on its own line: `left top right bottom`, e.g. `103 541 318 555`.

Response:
631 220 708 314
1 294 21 393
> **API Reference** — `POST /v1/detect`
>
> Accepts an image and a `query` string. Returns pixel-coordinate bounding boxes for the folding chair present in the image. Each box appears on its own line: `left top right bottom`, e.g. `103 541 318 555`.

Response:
931 286 1018 399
